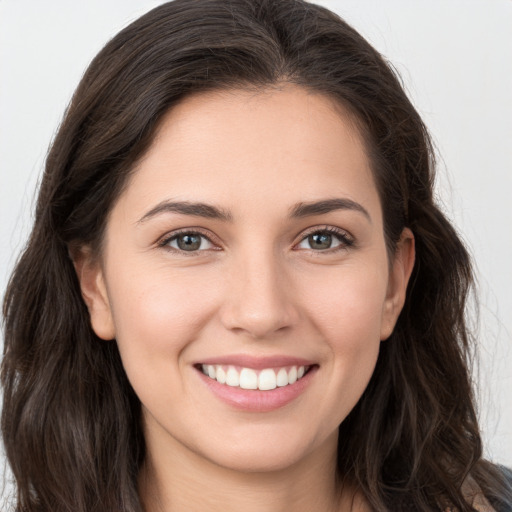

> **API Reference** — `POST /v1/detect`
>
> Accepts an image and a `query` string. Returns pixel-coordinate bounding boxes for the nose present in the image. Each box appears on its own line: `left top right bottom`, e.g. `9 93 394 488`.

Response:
219 250 300 339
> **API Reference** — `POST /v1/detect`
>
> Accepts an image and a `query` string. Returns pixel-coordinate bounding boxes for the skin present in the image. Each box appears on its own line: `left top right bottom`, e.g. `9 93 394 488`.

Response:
75 84 415 512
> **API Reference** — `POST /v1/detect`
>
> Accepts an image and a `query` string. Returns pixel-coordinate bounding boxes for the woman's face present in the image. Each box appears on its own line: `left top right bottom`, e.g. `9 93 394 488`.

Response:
79 85 413 473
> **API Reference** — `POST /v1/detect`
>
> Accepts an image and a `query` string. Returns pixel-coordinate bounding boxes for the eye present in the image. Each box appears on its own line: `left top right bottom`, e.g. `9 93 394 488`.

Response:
162 231 215 252
296 227 353 252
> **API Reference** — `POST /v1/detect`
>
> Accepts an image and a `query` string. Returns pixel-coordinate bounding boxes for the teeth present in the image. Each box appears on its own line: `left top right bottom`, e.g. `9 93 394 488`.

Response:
216 366 226 384
258 368 277 390
200 364 308 390
226 366 240 387
239 368 258 389
276 368 288 387
288 366 297 384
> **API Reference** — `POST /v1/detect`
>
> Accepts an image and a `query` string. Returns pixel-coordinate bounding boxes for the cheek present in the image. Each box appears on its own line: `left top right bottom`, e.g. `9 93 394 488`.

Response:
299 261 387 390
303 262 388 342
106 262 221 377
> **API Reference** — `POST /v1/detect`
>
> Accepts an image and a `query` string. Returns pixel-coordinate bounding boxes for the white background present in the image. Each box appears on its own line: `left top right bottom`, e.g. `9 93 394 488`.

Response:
1 0 511 469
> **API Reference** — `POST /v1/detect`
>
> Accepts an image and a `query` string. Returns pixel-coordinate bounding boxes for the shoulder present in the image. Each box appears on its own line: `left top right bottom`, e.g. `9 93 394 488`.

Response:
457 475 494 511
486 465 512 512
458 466 512 512
497 465 512 487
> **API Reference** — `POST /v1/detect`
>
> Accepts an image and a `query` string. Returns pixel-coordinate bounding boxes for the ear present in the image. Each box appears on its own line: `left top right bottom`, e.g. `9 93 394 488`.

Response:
70 246 116 340
380 228 415 340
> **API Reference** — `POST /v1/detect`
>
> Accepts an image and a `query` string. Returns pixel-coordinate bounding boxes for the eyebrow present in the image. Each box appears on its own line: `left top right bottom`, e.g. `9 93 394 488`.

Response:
138 200 233 223
137 197 371 224
289 198 371 222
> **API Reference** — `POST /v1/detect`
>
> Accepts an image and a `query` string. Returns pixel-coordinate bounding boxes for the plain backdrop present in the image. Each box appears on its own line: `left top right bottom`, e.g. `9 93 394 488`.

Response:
1 0 511 472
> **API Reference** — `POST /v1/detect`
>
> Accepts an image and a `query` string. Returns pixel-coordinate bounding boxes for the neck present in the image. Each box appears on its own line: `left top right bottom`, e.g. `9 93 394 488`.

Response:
139 427 362 512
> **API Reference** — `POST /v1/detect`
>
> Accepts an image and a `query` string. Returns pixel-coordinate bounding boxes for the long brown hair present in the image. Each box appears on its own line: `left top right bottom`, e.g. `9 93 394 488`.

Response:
2 1 511 510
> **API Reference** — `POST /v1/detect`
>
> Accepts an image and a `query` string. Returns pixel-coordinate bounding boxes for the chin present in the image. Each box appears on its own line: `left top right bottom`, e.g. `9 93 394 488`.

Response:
193 424 337 474
206 446 310 474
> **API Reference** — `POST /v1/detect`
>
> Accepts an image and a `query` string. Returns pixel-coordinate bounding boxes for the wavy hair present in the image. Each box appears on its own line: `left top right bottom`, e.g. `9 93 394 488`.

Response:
2 1 511 510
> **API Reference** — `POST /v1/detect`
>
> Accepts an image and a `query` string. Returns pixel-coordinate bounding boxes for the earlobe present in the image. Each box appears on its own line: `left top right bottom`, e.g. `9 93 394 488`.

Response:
70 246 116 340
380 228 415 340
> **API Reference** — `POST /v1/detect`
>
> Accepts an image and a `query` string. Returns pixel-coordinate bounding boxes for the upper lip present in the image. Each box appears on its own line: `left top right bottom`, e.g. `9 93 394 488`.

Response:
196 354 316 370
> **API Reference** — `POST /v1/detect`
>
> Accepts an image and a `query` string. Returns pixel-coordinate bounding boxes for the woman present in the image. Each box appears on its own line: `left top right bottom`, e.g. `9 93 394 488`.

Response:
2 0 511 510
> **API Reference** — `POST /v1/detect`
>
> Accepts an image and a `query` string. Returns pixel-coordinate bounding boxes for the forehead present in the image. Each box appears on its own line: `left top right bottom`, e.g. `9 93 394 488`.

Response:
118 85 380 222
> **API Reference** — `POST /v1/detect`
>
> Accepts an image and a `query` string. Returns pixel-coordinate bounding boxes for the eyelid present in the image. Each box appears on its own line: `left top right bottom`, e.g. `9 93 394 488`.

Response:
155 224 354 254
157 227 221 253
294 225 355 251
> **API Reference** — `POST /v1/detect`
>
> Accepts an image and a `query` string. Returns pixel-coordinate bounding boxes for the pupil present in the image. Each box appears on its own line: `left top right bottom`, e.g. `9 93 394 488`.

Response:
309 233 331 250
178 234 201 251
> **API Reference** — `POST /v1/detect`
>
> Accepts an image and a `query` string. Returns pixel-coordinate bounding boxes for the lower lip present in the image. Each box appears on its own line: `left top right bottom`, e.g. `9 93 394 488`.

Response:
196 366 317 412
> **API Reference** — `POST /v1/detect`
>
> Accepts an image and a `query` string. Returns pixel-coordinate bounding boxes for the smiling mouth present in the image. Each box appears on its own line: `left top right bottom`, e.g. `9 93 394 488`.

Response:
196 364 312 391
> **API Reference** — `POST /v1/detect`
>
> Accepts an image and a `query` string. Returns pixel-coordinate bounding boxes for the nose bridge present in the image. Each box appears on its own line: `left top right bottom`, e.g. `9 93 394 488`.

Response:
220 243 298 339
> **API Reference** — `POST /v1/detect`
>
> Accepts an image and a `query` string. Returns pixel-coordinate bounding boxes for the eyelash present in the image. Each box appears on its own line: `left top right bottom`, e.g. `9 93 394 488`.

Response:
157 228 219 256
296 226 355 254
157 226 355 255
